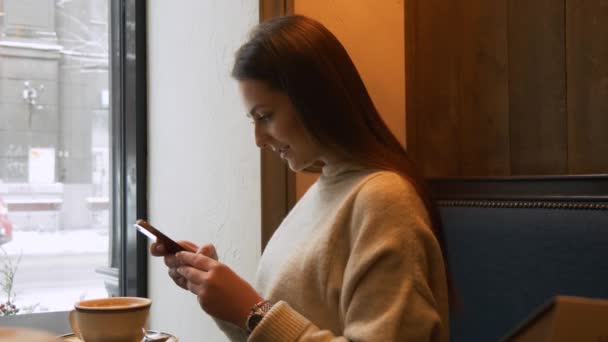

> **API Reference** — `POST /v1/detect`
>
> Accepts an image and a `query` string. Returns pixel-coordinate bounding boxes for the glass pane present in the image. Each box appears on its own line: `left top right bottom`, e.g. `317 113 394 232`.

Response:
0 0 112 315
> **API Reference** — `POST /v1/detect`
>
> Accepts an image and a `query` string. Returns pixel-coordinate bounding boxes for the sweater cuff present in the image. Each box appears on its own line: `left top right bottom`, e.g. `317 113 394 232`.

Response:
249 300 310 341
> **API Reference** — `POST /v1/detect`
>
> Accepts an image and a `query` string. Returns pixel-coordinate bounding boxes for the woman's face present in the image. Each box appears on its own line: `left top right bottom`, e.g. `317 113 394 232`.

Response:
238 79 325 172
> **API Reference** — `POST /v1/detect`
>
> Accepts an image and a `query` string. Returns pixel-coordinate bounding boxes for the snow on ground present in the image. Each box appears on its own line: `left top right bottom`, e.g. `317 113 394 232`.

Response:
1 230 111 314
1 229 109 257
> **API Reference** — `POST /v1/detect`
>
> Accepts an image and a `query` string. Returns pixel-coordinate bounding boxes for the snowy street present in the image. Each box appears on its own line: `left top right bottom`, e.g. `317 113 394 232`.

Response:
1 230 110 313
2 229 108 257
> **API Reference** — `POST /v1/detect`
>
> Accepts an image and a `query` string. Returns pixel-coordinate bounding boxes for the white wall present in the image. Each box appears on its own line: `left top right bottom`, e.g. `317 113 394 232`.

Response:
147 1 260 341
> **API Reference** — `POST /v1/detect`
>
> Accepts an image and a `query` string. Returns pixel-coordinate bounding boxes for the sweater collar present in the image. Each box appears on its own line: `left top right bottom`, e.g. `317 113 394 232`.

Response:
320 160 366 179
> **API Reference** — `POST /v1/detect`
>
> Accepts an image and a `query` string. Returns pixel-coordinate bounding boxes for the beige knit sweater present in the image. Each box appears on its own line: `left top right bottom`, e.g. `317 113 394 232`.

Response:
220 165 449 341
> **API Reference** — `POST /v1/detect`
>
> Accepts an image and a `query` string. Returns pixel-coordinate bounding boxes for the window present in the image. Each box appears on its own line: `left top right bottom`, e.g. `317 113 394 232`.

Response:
0 0 147 333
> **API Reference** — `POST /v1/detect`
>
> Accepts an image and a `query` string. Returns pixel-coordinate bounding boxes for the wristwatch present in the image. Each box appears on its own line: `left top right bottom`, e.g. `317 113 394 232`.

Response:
245 300 273 334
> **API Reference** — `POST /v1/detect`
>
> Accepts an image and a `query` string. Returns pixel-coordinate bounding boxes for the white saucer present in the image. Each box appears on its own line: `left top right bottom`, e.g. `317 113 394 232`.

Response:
58 330 177 341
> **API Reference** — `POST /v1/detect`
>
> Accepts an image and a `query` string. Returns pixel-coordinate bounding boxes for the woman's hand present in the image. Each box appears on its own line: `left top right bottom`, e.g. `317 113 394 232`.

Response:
175 251 263 329
150 241 216 290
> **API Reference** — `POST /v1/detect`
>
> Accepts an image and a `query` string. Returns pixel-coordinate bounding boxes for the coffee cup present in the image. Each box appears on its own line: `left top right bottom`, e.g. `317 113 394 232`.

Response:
69 296 151 342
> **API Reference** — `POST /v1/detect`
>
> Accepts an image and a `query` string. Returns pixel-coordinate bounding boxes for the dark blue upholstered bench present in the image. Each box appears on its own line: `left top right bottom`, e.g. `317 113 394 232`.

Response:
440 206 608 342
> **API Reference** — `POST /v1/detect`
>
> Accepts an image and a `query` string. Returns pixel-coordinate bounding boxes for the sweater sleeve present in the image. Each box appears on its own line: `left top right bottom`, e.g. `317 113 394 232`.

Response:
249 172 449 342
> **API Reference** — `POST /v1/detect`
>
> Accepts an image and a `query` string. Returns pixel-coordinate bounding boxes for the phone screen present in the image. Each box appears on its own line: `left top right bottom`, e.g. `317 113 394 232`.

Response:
134 219 186 254
134 223 158 241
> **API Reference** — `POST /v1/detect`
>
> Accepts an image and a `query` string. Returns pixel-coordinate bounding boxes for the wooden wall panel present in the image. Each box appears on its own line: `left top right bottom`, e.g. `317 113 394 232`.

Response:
406 0 510 177
260 0 294 250
405 0 460 177
404 0 419 170
457 0 510 176
567 0 608 174
509 0 567 175
405 0 608 177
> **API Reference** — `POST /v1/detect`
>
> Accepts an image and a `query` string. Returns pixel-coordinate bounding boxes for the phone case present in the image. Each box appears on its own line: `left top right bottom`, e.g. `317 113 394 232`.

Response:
134 219 186 254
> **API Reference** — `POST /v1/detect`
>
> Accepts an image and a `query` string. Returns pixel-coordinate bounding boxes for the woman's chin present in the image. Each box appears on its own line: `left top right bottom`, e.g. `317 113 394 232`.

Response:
285 158 304 172
287 160 301 172
287 159 321 173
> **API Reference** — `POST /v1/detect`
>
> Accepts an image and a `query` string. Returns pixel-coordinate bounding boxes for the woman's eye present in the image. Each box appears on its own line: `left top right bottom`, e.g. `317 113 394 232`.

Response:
256 113 272 123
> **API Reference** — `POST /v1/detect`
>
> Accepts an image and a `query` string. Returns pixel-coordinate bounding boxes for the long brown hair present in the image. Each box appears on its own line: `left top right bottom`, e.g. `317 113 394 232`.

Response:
232 15 455 311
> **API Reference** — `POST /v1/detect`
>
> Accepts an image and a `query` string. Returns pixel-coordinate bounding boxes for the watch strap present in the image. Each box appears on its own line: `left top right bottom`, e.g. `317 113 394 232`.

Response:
246 300 273 334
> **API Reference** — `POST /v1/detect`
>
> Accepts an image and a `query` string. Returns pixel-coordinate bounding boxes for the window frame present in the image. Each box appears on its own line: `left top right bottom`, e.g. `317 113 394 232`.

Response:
112 0 149 299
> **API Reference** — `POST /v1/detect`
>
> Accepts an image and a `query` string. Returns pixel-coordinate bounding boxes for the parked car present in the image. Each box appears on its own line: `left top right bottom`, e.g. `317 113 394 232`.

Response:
0 197 13 245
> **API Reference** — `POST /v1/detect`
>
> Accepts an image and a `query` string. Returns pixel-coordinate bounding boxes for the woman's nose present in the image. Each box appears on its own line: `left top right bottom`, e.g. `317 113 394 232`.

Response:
254 124 270 149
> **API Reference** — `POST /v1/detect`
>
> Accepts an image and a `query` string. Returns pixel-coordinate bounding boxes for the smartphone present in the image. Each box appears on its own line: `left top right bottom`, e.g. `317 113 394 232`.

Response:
134 219 186 254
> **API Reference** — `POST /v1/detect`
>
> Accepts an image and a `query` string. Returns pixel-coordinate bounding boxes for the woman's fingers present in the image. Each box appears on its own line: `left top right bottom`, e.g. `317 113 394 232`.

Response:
150 240 199 257
150 240 223 296
176 261 262 327
174 253 217 295
197 244 218 260
177 264 225 308
177 240 199 253
168 267 182 280
163 253 181 268
182 268 206 291
177 251 218 272
150 242 165 256
151 240 202 268
168 267 188 289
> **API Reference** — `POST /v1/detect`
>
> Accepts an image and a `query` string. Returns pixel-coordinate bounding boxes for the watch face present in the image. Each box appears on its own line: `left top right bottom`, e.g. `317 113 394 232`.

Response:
247 314 264 332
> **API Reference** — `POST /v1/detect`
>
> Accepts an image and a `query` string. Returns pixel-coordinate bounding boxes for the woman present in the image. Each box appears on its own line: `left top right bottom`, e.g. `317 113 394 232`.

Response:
152 15 451 341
